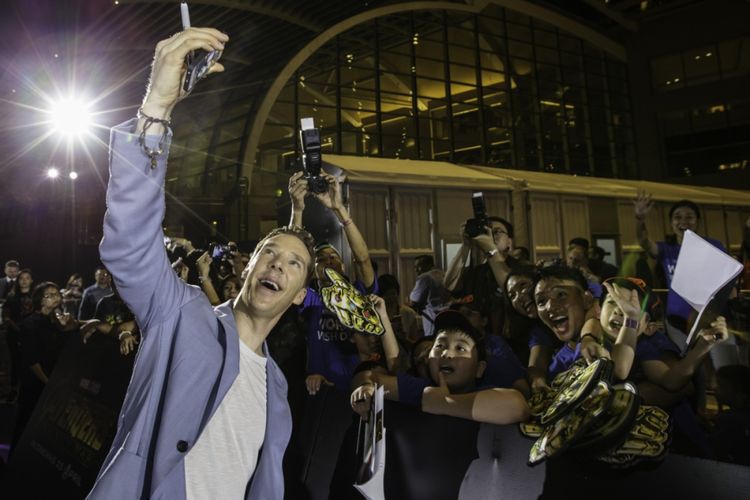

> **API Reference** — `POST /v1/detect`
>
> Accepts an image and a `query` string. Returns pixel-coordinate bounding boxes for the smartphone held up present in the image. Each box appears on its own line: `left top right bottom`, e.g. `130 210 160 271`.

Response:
180 2 223 94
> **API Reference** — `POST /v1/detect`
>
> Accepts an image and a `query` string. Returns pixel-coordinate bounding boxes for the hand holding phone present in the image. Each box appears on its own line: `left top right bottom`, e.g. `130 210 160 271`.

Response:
181 2 223 94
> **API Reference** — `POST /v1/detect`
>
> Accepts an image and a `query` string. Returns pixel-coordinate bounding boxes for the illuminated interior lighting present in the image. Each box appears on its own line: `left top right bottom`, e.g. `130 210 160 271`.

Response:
47 167 60 179
69 171 78 180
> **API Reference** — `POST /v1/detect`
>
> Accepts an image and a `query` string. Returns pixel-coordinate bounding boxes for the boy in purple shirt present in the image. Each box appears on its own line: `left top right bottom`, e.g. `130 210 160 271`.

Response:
598 277 728 406
350 310 529 424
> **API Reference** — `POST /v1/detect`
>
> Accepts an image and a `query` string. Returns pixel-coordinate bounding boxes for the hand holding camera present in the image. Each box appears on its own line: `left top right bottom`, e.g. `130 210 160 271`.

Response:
288 171 308 212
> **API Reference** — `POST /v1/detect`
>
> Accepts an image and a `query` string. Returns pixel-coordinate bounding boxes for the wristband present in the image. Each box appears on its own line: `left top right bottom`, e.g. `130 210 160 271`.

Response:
486 248 499 258
624 317 639 330
118 331 133 341
341 218 354 227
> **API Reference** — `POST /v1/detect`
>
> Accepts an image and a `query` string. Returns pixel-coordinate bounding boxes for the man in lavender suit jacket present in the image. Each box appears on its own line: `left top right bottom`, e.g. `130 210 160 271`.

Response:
88 28 314 499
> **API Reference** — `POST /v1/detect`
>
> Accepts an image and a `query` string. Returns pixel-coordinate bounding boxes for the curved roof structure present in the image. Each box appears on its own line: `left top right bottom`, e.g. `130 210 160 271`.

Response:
0 0 626 198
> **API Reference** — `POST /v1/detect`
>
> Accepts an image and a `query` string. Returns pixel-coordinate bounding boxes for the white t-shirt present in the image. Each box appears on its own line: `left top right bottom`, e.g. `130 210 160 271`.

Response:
185 340 267 499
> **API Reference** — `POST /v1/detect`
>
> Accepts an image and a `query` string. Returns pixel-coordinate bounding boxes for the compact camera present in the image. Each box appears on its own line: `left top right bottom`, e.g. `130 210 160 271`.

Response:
299 117 329 194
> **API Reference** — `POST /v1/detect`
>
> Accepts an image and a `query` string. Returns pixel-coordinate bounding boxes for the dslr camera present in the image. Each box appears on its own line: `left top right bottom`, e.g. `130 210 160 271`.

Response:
464 191 490 238
299 117 329 194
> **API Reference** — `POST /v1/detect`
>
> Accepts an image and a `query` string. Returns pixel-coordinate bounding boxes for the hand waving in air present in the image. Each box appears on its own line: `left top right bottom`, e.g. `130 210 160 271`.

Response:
633 189 654 220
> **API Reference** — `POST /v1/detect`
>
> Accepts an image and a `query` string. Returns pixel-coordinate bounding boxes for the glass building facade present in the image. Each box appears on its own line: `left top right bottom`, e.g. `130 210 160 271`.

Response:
257 5 637 180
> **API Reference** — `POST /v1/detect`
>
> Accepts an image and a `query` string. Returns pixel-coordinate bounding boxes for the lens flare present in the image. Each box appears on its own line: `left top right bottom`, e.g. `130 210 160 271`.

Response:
48 98 92 137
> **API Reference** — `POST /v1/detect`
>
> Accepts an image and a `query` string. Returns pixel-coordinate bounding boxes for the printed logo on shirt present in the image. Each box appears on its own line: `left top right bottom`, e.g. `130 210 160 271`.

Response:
666 262 676 278
317 311 352 342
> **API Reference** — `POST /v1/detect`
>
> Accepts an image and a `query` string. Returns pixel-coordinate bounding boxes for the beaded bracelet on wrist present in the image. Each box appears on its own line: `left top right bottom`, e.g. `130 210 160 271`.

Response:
137 107 171 169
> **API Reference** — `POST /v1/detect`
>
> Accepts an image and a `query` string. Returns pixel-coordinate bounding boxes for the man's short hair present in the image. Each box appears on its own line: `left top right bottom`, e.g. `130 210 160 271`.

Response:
568 237 590 251
313 241 340 257
433 309 486 361
5 260 19 268
504 265 540 294
255 225 316 284
415 254 434 269
534 265 588 292
94 264 108 273
488 216 514 239
669 199 701 220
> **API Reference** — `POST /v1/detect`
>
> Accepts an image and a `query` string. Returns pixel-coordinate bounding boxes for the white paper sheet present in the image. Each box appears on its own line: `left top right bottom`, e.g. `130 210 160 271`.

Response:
354 385 386 500
670 230 743 347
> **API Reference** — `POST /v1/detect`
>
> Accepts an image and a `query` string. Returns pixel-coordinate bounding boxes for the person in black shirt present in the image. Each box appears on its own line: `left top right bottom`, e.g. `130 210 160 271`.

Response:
444 217 516 337
13 282 94 448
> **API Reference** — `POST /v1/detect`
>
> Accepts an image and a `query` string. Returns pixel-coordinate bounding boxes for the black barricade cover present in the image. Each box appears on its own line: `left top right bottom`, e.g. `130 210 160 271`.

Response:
330 400 481 500
7 334 134 498
325 397 750 500
384 401 479 500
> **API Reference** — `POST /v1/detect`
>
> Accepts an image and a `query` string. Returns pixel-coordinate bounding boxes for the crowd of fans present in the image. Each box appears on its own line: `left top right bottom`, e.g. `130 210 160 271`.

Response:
1 181 750 480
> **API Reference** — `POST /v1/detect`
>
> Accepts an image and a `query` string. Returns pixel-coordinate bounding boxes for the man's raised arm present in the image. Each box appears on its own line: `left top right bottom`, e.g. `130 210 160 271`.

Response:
99 28 228 330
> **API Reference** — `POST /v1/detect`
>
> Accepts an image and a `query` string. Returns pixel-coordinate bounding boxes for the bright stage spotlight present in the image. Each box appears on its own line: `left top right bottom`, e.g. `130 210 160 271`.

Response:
69 171 78 180
49 98 92 137
47 167 60 179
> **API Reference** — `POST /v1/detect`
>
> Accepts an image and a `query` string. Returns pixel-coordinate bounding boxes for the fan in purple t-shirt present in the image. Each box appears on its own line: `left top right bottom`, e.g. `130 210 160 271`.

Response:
598 277 729 408
633 194 726 326
288 170 378 394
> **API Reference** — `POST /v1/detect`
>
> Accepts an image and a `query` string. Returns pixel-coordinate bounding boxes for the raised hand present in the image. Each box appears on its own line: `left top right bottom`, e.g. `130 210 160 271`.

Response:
603 282 642 321
369 294 387 318
142 28 228 119
313 172 344 211
633 189 654 220
288 171 308 212
196 251 212 280
471 224 496 254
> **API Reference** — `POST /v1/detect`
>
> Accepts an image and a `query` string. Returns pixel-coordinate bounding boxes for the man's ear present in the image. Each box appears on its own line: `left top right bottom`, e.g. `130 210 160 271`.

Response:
475 359 487 380
292 286 307 306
